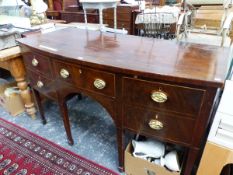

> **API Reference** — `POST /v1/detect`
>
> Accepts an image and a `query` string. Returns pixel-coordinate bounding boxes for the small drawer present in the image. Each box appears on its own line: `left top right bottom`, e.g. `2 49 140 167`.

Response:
23 52 52 78
123 78 205 117
123 105 195 145
26 69 56 98
53 60 77 84
73 67 115 97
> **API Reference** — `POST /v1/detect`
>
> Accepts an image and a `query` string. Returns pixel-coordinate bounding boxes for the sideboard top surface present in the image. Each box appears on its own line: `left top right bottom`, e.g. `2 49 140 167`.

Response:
18 27 231 88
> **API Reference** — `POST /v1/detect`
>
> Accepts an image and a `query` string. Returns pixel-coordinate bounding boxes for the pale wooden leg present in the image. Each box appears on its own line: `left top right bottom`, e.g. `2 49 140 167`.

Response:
114 7 117 29
84 8 88 25
99 8 103 27
9 57 36 118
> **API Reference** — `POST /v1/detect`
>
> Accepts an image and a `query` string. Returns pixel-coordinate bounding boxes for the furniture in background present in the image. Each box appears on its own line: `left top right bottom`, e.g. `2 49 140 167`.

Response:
103 4 138 35
197 80 233 175
18 27 230 175
176 1 233 46
0 46 36 118
61 10 99 23
134 5 180 38
80 0 120 29
46 0 81 19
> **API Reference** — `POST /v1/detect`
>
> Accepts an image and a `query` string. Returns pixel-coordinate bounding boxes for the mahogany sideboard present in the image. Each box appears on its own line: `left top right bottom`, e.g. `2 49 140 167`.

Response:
18 28 231 175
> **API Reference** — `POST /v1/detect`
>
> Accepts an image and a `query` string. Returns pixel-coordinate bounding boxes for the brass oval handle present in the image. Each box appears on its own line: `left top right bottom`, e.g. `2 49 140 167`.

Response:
94 79 106 90
32 58 39 66
37 81 44 88
60 69 69 79
149 119 163 130
151 90 168 103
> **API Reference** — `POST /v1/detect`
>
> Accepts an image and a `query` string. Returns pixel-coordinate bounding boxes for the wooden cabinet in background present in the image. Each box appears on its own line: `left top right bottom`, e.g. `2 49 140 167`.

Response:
61 10 99 23
103 5 138 35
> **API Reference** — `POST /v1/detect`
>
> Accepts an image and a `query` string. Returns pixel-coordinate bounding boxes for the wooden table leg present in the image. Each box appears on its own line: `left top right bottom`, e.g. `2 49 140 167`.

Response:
8 56 36 118
117 128 124 171
32 88 46 124
183 147 199 175
58 98 74 145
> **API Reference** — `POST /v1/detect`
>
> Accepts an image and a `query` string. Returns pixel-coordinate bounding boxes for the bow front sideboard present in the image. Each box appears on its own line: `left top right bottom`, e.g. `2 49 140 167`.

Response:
18 28 231 175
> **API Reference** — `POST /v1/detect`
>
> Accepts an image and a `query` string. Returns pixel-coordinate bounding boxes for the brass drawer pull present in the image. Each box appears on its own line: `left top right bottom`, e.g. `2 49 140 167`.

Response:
151 90 168 103
60 69 70 79
37 81 44 88
32 58 39 66
149 119 163 130
94 79 106 90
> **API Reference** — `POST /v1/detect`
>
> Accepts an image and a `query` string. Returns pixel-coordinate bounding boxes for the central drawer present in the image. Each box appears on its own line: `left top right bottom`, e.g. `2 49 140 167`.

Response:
53 60 116 98
73 67 116 98
123 77 205 117
123 105 195 145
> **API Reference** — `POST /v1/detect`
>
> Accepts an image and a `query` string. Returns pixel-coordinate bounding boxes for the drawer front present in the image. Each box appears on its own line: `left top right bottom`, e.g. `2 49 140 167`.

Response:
123 105 195 144
104 6 133 14
103 12 131 22
23 52 52 78
26 69 56 98
104 20 131 31
73 67 115 97
123 78 205 117
53 60 77 84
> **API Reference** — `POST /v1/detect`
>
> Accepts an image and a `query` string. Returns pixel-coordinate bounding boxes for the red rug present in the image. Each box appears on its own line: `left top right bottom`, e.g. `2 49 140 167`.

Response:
0 118 119 175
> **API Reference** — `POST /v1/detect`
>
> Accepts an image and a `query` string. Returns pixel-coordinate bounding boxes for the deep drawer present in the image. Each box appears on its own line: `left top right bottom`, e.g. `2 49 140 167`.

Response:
123 105 195 145
123 77 205 117
73 66 116 98
23 52 53 78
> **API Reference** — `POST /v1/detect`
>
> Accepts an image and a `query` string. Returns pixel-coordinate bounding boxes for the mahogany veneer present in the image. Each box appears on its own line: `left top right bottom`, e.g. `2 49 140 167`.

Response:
18 28 231 175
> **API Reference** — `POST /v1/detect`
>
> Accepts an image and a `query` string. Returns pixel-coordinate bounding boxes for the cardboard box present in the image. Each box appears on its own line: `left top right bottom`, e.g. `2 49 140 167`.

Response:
0 81 25 116
125 143 180 175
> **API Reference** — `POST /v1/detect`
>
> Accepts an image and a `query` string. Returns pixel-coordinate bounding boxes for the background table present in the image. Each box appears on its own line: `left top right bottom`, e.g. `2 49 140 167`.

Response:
80 0 120 29
0 46 36 118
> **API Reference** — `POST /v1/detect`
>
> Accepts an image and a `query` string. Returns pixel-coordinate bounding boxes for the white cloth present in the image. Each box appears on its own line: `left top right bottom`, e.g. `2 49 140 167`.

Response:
132 139 165 159
135 6 180 24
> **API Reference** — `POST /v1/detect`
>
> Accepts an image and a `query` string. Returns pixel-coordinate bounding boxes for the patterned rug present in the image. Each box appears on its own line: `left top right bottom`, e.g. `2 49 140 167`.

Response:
0 118 119 175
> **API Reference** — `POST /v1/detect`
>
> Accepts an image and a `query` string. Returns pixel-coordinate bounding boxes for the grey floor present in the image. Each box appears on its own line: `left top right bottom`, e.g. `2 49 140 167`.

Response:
0 94 122 174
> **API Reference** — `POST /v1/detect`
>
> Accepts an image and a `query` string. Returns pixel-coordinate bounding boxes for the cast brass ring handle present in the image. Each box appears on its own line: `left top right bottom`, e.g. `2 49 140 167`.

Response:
94 79 106 90
32 58 39 66
37 81 44 88
151 90 168 103
60 69 69 79
149 119 163 130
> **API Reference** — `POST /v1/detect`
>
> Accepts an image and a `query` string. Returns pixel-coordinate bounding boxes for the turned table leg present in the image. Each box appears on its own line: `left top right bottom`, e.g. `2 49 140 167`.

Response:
9 57 36 118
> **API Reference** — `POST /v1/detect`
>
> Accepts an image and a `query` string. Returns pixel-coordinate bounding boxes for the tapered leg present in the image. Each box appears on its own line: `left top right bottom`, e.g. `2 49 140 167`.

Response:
58 99 74 145
32 89 46 124
9 57 36 118
183 148 199 175
117 128 124 172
